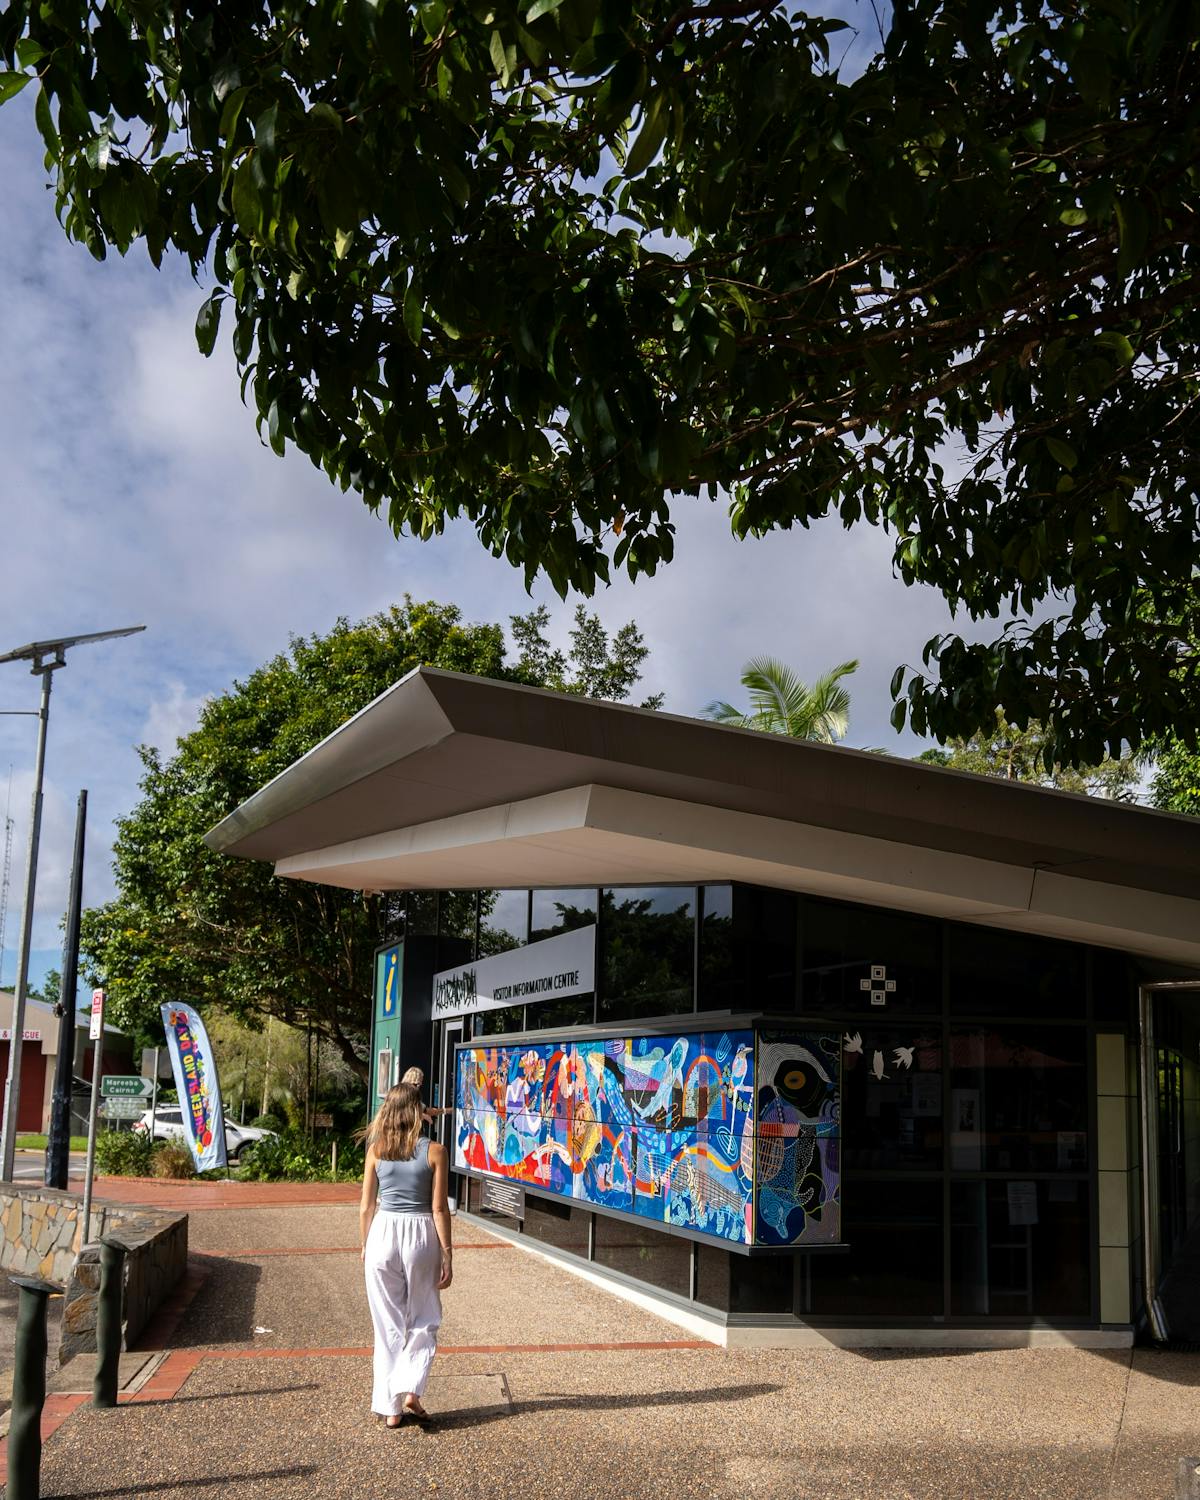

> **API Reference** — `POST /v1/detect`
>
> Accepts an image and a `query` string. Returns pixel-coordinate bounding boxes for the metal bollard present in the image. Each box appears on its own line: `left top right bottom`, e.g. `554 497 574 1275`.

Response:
7 1276 63 1500
93 1238 127 1409
1178 1457 1200 1499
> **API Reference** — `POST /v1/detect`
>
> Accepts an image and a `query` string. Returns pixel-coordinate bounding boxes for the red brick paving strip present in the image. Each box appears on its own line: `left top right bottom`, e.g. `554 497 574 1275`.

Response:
94 1178 361 1209
0 1393 88 1470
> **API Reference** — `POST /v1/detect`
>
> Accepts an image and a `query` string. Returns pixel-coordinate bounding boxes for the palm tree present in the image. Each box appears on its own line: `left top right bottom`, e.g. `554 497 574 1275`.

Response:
704 657 859 744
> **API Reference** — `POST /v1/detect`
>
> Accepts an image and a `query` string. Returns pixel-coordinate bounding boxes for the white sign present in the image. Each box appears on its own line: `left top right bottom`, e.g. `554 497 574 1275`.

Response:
431 925 596 1019
0 1030 41 1042
99 1098 145 1121
89 988 105 1041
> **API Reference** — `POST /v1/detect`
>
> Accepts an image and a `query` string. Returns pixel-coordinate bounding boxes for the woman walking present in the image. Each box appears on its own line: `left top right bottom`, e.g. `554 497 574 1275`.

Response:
360 1081 453 1427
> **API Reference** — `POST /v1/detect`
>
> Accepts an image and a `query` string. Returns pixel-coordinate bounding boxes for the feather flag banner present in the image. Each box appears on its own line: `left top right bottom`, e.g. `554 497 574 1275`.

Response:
160 1002 227 1172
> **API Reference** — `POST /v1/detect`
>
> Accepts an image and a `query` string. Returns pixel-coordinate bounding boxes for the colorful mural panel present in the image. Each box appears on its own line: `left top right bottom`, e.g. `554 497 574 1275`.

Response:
754 1030 841 1246
455 1027 841 1247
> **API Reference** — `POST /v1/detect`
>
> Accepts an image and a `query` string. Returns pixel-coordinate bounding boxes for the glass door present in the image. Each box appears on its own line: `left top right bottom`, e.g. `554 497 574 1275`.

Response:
439 1019 463 1210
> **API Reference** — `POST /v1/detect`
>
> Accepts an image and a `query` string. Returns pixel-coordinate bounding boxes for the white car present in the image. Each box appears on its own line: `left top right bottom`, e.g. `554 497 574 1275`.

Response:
132 1106 275 1162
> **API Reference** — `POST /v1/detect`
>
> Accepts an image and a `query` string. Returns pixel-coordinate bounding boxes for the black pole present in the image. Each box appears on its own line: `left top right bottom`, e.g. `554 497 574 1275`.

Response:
7 1276 61 1500
46 790 86 1191
93 1238 126 1408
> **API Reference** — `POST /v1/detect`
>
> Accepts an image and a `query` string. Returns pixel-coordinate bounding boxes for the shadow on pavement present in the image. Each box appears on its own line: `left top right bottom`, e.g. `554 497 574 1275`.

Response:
166 1256 264 1348
47 1465 319 1497
131 1382 320 1407
426 1380 781 1432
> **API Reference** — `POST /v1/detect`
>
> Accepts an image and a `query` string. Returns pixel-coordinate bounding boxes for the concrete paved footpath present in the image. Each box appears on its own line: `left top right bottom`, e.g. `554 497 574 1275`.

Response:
11 1178 1200 1499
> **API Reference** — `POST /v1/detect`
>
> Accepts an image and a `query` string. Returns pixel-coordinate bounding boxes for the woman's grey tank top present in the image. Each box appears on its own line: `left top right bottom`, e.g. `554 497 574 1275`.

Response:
375 1137 433 1213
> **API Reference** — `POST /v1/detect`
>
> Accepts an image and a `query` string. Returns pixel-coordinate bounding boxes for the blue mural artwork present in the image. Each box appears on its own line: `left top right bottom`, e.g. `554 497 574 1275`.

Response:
455 1027 841 1247
754 1030 841 1247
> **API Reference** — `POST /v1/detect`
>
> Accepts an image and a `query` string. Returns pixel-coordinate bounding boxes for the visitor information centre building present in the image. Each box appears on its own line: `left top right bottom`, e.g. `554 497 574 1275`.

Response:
207 668 1200 1349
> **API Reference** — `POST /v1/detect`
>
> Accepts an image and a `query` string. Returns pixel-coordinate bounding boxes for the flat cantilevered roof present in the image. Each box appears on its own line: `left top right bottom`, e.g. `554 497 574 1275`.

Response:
206 667 1200 969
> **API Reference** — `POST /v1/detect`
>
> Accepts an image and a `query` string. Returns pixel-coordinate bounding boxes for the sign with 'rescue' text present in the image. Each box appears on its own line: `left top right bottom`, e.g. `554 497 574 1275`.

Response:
431 924 595 1019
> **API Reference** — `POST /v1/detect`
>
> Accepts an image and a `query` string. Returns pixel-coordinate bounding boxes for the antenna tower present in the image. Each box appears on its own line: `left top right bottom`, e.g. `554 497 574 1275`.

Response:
0 768 12 990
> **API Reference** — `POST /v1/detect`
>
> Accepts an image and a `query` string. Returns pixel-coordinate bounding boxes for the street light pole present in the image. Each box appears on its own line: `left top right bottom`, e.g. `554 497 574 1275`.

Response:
0 626 145 1181
1 662 55 1182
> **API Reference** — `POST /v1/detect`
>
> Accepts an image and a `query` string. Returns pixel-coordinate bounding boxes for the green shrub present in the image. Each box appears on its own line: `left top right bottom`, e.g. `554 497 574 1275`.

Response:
94 1129 155 1177
249 1114 282 1131
151 1140 195 1179
238 1128 364 1183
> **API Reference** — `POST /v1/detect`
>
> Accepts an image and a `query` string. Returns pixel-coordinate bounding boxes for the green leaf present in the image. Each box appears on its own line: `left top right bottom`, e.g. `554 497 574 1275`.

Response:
889 665 905 700
403 284 422 346
1059 207 1087 226
1095 331 1135 365
1115 196 1149 278
526 0 563 18
195 291 224 356
1045 437 1077 470
626 93 669 179
0 71 32 104
335 226 354 259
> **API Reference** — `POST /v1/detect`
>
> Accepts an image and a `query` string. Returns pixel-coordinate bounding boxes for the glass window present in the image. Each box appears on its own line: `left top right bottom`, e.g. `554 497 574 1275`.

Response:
439 890 478 944
840 1026 944 1171
522 1197 591 1257
948 924 1085 1017
1093 949 1133 1024
698 886 738 1011
477 889 528 956
740 885 798 1010
805 1179 944 1317
801 898 941 1016
729 1254 794 1315
530 888 597 944
525 995 594 1030
592 1212 691 1297
951 1180 1090 1318
949 1026 1088 1172
405 891 438 937
695 1244 730 1312
474 1006 525 1036
599 887 696 1021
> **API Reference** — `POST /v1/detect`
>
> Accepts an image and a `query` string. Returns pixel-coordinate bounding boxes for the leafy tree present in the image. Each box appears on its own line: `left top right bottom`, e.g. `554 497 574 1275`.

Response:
1150 741 1200 817
79 598 658 1074
28 968 60 1010
2 1 1197 761
705 658 858 744
916 712 1141 799
511 603 663 708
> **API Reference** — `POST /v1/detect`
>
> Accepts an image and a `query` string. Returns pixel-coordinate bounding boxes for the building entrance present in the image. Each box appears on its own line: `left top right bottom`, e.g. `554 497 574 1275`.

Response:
1142 983 1200 1340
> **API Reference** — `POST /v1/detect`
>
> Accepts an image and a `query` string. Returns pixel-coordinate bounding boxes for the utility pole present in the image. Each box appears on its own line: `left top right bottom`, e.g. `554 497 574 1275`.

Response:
45 791 86 1190
0 626 145 1181
0 767 13 989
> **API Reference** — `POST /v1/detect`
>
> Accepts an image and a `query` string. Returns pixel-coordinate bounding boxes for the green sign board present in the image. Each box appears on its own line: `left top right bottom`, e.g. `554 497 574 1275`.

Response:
371 944 403 1118
99 1097 146 1120
100 1075 154 1099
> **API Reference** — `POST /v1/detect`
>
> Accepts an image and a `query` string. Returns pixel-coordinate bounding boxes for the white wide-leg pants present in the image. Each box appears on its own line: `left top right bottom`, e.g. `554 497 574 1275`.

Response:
364 1211 443 1414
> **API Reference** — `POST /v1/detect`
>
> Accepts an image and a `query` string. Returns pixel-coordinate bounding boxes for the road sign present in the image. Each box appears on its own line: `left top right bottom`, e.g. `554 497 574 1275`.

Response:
100 1076 154 1099
89 989 104 1041
99 1098 144 1121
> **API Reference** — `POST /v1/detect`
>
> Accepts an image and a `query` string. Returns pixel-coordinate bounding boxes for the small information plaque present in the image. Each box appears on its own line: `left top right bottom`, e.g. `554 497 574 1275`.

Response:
479 1177 525 1221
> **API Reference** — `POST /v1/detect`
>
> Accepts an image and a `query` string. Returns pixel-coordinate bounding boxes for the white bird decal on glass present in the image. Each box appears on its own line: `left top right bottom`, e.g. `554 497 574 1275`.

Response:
892 1046 915 1070
871 1050 888 1081
843 1031 863 1055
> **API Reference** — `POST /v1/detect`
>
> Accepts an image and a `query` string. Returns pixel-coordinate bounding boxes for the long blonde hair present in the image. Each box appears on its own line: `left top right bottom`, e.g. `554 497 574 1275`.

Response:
363 1082 423 1161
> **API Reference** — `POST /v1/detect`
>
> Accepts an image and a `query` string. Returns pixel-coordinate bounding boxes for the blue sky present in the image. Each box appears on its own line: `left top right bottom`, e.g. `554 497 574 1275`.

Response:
0 8 983 1002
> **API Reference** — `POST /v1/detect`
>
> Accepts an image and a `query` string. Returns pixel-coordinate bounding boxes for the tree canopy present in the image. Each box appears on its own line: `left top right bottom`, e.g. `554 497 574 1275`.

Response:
704 657 858 744
916 710 1141 799
3 0 1198 760
78 597 658 1070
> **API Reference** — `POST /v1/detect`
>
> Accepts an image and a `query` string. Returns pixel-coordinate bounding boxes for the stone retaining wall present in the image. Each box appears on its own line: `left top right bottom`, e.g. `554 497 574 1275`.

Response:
0 1185 187 1364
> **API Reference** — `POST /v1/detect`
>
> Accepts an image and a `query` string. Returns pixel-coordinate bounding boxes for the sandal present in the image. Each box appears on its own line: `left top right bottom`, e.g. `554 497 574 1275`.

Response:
381 1413 406 1429
403 1398 432 1426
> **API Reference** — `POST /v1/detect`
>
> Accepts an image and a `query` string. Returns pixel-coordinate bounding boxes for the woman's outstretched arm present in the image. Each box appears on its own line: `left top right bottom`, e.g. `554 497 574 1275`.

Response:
429 1141 453 1289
